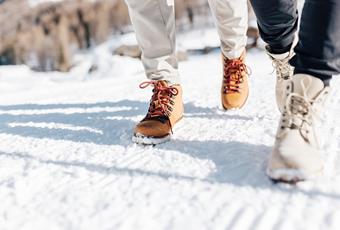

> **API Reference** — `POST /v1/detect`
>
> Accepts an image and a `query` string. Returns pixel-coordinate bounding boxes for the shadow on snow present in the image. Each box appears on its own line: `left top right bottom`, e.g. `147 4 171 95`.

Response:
1 100 339 199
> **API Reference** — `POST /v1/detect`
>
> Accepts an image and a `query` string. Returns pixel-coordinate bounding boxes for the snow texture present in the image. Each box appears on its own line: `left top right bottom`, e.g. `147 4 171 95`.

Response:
28 0 64 7
1 29 340 230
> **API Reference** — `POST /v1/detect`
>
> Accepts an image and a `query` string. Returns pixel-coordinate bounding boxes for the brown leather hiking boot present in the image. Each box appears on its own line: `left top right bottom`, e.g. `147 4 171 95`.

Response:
221 51 249 110
132 80 184 145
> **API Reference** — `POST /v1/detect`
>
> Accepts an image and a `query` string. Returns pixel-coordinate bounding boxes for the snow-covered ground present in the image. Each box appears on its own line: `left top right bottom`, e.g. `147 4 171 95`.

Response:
28 0 64 7
1 29 340 230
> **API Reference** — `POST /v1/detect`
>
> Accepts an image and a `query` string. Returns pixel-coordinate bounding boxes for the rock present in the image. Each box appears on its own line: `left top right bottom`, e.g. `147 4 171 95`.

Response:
113 45 141 59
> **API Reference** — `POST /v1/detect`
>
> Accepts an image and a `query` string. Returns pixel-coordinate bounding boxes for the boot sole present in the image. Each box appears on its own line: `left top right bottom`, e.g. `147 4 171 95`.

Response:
132 116 184 145
132 133 171 145
266 167 323 184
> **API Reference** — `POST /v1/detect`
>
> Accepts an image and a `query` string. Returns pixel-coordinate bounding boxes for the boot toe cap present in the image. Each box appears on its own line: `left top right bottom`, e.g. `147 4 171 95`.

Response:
222 92 248 109
134 120 170 138
268 131 323 177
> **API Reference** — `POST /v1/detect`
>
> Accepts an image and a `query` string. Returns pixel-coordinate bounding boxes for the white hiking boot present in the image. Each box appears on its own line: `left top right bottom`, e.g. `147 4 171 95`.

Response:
267 35 298 112
267 74 330 182
267 49 295 112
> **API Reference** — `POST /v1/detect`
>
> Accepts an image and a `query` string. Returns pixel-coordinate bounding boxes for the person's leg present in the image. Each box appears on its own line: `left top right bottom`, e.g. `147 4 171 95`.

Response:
125 0 183 145
208 0 248 59
291 0 340 83
250 0 298 54
125 0 179 84
268 0 340 182
208 0 249 110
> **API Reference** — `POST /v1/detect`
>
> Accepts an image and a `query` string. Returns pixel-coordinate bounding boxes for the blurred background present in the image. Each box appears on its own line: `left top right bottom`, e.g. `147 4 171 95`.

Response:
3 3 340 230
0 0 260 73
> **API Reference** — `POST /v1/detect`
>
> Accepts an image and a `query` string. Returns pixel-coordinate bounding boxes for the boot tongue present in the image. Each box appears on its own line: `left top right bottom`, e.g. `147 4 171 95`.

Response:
292 74 325 100
266 45 290 60
158 80 169 87
268 51 290 60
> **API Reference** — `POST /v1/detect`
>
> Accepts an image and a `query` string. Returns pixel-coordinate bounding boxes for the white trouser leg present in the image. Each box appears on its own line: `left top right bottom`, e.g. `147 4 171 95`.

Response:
208 0 248 59
125 0 180 84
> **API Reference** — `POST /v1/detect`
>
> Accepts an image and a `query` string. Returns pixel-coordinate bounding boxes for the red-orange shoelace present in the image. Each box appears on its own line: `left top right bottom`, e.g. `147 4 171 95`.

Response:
223 59 249 93
139 81 178 118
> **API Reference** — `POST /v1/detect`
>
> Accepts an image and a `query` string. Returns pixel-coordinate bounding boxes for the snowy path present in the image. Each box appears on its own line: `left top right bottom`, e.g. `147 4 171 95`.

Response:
1 46 340 229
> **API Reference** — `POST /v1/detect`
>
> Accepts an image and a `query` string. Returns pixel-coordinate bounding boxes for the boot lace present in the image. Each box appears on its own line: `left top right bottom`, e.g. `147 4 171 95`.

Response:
279 79 327 144
223 59 249 94
271 55 293 81
281 93 314 142
139 81 178 119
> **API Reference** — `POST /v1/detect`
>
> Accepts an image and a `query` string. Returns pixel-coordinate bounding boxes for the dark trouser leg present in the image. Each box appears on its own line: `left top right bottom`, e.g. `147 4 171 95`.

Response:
290 0 340 81
250 0 298 54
